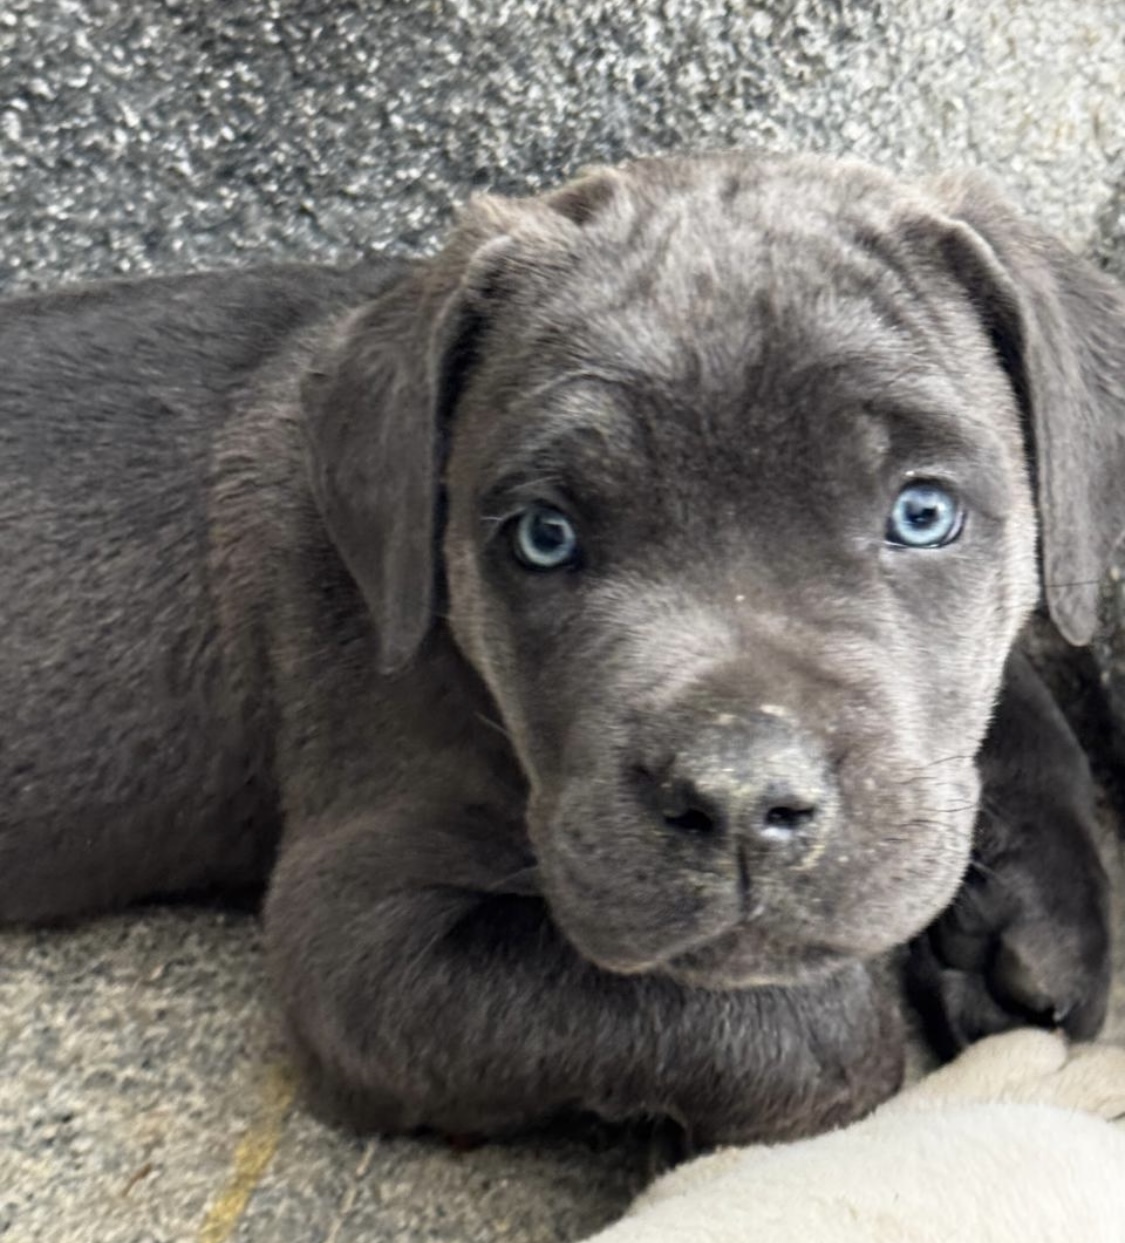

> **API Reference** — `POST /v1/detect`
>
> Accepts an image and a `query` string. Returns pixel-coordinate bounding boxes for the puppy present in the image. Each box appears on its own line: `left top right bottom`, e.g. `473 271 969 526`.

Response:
0 152 1120 1144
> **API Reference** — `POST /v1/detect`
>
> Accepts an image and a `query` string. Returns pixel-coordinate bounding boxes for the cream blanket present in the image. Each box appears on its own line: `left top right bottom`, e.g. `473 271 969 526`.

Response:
583 1030 1125 1242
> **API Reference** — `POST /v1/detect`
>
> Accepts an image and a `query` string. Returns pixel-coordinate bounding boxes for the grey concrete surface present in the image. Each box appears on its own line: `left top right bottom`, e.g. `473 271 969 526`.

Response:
2 1 1124 1241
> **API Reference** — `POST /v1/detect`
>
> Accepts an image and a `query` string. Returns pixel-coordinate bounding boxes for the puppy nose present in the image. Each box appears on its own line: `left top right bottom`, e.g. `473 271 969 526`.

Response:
645 715 833 850
658 775 820 843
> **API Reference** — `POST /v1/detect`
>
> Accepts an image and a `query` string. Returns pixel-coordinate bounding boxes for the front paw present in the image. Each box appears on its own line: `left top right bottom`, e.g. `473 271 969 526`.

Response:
908 827 1112 1056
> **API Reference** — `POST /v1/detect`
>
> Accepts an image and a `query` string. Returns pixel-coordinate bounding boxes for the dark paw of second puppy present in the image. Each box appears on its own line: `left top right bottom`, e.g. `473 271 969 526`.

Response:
907 841 1112 1059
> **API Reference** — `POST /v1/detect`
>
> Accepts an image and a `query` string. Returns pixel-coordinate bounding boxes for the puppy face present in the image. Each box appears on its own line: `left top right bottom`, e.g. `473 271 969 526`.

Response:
439 158 1039 985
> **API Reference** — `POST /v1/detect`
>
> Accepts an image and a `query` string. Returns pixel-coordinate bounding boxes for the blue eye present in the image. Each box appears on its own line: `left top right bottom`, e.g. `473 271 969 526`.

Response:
886 483 963 548
512 504 580 569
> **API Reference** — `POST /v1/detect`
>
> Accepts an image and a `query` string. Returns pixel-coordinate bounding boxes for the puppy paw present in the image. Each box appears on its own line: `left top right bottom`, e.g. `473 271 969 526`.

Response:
907 829 1112 1055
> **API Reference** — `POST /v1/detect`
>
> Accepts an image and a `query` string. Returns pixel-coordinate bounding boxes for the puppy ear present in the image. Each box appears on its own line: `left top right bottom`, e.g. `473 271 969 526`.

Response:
301 220 512 675
302 181 618 675
926 176 1125 645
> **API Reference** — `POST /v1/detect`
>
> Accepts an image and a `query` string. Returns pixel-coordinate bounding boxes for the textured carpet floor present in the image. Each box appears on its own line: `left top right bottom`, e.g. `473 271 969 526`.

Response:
1 2 1124 1240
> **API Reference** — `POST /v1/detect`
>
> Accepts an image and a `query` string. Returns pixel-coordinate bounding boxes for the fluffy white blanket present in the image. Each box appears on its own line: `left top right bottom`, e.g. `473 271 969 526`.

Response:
583 1031 1125 1242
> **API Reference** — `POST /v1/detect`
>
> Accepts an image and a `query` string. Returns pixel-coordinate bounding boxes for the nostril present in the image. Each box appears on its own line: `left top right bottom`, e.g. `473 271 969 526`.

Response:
658 779 722 835
663 806 718 835
762 803 817 838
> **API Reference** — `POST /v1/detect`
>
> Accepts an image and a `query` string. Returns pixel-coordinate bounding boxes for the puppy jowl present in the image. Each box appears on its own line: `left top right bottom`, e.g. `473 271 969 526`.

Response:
2 152 1121 1144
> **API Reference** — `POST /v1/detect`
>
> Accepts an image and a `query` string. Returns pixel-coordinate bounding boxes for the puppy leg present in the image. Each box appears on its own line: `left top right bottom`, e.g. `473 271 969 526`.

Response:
264 809 903 1146
909 647 1112 1053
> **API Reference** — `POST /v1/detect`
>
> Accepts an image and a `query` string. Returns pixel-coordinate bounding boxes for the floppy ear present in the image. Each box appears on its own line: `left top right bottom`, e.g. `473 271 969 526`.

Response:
301 172 622 675
301 224 512 675
925 175 1125 645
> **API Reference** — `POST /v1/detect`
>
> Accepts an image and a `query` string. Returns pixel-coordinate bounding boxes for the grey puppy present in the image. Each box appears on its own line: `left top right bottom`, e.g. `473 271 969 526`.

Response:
0 152 1119 1145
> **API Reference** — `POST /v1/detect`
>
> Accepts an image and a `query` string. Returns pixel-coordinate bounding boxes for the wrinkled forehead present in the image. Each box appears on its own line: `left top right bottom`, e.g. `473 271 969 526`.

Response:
458 159 1018 496
519 160 976 367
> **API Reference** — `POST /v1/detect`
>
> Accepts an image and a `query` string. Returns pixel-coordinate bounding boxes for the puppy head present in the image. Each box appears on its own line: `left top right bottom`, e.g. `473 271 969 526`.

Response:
304 153 1125 986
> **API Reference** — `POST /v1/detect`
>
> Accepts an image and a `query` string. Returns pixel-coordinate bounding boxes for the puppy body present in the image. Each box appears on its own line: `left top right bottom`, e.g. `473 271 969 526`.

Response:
0 261 402 915
0 252 904 1142
1 153 1122 1141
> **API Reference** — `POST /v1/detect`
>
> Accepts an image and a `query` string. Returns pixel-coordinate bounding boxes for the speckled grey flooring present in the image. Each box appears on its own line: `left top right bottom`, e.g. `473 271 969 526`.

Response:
2 2 1124 1241
1 911 653 1243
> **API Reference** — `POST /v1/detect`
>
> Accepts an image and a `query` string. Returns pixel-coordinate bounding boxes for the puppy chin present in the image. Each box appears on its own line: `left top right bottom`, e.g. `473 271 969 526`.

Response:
563 918 859 989
536 807 973 989
653 879 972 989
660 936 857 990
547 880 938 990
547 902 727 980
546 890 858 989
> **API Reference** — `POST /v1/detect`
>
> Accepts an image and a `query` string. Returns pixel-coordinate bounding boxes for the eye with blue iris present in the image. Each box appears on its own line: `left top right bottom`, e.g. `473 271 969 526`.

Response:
511 503 581 570
886 481 964 549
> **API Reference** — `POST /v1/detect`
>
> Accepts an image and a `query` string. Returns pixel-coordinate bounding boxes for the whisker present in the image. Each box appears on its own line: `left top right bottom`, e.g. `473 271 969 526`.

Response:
900 803 981 820
967 856 1003 884
912 753 980 771
483 864 541 895
475 711 514 743
879 754 980 789
399 908 473 990
396 868 537 987
943 878 992 919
